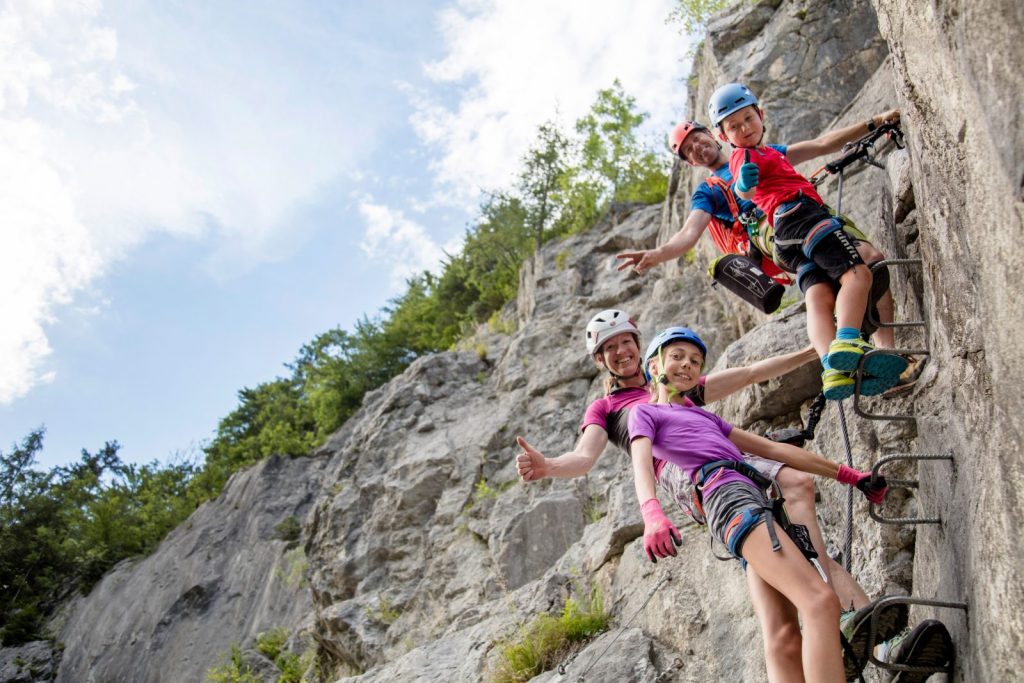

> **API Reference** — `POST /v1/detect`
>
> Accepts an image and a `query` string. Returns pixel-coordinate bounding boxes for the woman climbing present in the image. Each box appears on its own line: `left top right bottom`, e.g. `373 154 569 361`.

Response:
515 309 906 679
629 326 888 682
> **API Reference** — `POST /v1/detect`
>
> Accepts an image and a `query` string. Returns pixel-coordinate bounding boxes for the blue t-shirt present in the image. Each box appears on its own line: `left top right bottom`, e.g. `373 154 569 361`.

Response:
690 144 788 223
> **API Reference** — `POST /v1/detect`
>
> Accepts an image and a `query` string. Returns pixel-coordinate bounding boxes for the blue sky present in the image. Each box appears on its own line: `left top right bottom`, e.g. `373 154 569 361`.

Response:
0 0 690 470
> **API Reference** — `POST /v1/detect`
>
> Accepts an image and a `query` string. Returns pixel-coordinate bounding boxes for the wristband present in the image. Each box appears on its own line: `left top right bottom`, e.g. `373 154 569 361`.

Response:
865 118 877 132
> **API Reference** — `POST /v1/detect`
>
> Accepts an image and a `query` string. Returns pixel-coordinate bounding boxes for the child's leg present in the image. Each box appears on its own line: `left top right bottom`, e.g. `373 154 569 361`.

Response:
855 241 896 348
835 263 872 332
746 568 805 683
763 466 871 610
742 523 845 683
803 281 838 359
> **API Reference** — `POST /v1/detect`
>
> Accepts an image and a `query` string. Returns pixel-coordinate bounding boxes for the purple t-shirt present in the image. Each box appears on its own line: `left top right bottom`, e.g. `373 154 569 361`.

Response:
627 403 755 499
580 380 706 480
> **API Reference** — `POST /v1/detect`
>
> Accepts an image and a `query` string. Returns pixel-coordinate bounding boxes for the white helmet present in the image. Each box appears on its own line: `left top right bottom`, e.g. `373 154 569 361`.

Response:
585 309 640 356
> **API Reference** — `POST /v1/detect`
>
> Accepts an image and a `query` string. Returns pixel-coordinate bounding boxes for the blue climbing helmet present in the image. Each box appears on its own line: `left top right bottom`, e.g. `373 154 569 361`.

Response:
707 83 759 127
643 326 707 381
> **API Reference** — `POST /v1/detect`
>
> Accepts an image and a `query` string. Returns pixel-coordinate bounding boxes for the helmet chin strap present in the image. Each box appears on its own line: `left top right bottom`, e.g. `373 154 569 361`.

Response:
656 347 680 401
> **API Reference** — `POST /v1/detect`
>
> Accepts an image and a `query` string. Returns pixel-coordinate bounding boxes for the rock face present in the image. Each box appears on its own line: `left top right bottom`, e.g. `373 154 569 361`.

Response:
12 1 1020 682
869 2 1024 681
54 454 328 683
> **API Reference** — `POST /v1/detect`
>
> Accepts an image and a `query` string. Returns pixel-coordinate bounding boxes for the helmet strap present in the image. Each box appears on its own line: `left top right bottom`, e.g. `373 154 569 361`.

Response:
656 347 680 402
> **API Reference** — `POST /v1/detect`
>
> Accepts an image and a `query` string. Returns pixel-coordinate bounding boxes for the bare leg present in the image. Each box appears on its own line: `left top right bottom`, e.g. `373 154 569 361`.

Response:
835 264 872 332
873 290 896 348
855 241 896 348
773 467 871 610
774 467 833 585
827 557 870 611
747 567 805 683
742 522 845 682
805 282 838 359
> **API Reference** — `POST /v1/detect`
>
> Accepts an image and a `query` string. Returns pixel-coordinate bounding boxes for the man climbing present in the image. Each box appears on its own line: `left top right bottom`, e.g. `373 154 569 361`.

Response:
615 103 920 393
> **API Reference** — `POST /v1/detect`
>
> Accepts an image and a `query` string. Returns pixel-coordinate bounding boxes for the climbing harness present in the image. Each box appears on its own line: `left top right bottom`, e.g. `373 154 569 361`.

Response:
691 460 826 581
704 175 792 285
557 573 678 681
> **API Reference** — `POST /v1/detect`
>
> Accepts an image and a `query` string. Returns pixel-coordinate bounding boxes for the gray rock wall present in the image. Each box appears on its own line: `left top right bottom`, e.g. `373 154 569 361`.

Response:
53 454 328 683
871 1 1024 680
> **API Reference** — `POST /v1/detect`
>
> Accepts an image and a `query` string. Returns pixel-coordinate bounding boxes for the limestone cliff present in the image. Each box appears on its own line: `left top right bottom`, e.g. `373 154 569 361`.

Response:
6 1 1020 681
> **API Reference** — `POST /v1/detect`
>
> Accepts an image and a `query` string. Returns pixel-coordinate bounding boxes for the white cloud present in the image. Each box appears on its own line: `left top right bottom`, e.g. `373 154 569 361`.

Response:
0 1 128 402
411 0 691 206
358 200 451 289
0 1 366 402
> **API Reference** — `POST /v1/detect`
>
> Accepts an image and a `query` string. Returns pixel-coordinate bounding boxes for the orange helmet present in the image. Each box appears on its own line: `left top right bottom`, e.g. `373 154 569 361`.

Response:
669 120 710 157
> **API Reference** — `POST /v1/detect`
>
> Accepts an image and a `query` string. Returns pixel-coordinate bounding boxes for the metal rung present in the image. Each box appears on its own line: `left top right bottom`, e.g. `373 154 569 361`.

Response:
868 453 953 524
852 349 929 421
866 595 967 676
867 259 927 330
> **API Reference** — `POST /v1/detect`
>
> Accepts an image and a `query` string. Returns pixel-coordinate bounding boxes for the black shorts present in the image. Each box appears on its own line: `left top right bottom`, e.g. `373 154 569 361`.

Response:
773 199 864 293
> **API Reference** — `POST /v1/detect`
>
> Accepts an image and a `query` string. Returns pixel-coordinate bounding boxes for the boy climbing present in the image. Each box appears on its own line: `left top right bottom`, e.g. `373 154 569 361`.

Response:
711 83 907 400
616 110 904 360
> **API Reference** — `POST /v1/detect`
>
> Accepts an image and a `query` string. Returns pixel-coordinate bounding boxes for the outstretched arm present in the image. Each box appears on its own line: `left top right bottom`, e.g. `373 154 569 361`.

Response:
786 109 901 166
515 425 609 481
616 209 713 274
730 427 888 503
702 345 818 403
729 427 839 478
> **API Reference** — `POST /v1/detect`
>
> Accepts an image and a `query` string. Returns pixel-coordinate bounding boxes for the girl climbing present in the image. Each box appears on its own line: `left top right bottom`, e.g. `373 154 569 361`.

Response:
629 326 888 682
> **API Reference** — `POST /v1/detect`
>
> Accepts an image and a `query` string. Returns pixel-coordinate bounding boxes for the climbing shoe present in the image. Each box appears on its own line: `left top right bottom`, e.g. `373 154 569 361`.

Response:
876 619 953 682
822 368 855 401
839 598 910 681
860 372 900 397
882 355 926 398
828 339 909 379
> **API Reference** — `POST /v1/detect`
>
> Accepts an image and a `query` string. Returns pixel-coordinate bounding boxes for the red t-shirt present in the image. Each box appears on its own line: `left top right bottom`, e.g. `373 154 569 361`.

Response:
728 145 823 226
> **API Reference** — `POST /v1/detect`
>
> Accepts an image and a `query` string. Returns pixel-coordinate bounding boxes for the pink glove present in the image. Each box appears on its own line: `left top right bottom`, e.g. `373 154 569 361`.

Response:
640 498 682 562
837 464 889 504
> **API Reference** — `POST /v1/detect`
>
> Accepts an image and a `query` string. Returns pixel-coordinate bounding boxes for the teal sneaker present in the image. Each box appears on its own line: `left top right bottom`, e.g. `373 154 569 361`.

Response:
839 598 909 681
876 619 953 682
823 368 855 401
829 338 909 378
827 338 873 372
863 350 910 380
859 372 900 397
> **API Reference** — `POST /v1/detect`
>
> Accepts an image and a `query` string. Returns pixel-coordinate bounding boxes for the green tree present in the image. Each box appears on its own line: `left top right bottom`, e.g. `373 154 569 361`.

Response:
517 122 570 249
1 432 197 644
574 79 667 204
668 0 735 36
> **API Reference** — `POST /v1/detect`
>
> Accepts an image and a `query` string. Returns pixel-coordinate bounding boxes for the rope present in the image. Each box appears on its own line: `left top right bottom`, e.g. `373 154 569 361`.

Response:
562 572 673 681
836 400 855 573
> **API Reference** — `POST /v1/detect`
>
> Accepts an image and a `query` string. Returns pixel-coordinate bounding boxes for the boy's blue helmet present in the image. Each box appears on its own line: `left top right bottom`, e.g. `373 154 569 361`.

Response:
707 83 758 127
643 326 707 381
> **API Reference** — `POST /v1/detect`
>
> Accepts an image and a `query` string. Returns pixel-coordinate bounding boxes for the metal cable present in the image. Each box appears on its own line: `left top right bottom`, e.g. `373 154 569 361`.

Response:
837 400 855 573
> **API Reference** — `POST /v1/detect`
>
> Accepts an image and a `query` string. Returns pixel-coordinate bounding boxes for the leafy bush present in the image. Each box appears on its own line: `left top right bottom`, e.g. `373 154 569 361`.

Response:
205 646 261 683
488 586 609 683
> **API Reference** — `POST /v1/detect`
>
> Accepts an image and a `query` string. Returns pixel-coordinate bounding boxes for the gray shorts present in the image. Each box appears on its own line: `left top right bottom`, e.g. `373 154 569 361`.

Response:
703 481 771 560
658 455 783 524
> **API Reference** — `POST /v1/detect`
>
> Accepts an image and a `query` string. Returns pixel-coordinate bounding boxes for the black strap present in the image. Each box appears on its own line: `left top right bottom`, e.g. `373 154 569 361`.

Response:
839 632 868 683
